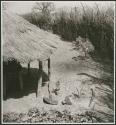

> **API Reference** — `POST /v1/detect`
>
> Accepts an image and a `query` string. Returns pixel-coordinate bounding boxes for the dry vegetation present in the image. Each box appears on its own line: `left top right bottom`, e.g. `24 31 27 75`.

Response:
3 108 108 123
22 2 114 60
3 2 114 123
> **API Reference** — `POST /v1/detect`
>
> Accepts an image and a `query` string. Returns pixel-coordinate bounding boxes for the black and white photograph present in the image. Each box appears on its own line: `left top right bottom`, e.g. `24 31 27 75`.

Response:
1 1 115 124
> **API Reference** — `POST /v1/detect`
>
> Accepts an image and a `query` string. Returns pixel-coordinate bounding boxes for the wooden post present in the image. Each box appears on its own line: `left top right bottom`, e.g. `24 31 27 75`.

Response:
3 62 8 100
28 62 30 75
48 58 51 96
36 60 43 97
3 74 7 100
19 70 23 91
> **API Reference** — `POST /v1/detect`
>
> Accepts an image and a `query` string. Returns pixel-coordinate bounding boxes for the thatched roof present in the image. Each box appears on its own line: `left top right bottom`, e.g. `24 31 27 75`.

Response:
2 11 61 63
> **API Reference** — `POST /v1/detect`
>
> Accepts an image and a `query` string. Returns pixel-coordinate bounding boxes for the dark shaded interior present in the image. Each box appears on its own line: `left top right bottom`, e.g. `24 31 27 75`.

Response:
3 60 49 100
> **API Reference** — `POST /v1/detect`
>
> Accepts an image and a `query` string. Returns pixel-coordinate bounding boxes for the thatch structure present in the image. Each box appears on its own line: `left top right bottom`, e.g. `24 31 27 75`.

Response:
3 10 60 63
2 10 61 99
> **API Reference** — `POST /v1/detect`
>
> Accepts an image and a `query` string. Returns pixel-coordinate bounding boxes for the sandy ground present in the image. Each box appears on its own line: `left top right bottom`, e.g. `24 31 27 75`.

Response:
3 40 114 122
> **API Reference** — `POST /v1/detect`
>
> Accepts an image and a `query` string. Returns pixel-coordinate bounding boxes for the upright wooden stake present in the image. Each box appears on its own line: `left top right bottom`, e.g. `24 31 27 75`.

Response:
48 58 51 96
3 74 7 100
36 60 43 97
3 62 8 100
48 58 51 81
19 70 23 91
28 62 30 75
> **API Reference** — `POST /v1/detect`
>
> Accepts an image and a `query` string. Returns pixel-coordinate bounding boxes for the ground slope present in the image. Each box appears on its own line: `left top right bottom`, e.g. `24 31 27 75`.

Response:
3 40 114 123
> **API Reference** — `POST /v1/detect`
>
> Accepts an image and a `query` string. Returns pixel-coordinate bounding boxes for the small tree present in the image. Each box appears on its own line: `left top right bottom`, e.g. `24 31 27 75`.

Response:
32 2 55 30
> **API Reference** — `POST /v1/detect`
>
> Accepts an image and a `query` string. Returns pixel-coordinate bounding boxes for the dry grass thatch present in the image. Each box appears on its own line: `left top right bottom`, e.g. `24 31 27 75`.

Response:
2 10 61 63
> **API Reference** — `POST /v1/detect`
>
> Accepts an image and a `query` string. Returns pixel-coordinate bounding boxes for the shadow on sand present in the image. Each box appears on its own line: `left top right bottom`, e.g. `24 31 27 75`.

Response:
4 67 49 100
